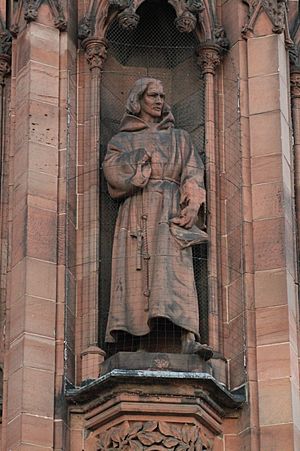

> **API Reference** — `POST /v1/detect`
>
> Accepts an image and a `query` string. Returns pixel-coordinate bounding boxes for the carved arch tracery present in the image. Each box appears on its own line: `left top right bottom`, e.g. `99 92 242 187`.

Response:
10 0 67 35
242 0 292 44
79 0 228 51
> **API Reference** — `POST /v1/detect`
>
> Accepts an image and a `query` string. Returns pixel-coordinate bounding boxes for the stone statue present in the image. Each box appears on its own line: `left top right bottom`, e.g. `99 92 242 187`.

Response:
103 78 212 358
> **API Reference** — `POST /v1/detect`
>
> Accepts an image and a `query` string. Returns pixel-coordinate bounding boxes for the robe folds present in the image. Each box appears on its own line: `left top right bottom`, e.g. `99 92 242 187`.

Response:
103 112 205 343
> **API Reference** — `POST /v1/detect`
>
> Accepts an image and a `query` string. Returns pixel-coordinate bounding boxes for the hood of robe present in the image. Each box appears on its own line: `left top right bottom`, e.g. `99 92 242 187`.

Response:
119 109 175 132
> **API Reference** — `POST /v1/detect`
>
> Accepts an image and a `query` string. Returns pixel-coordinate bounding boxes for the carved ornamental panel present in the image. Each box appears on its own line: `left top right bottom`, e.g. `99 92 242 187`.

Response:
96 420 212 451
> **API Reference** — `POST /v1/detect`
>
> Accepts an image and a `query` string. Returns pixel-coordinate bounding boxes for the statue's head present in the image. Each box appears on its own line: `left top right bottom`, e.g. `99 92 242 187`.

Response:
126 78 171 122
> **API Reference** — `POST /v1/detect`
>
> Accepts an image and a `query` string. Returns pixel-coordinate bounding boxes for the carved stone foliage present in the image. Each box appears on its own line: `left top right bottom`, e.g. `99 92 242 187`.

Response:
11 0 67 34
117 8 140 31
197 44 222 75
242 0 289 35
0 18 12 84
97 420 212 451
83 38 108 70
289 11 300 69
291 71 300 98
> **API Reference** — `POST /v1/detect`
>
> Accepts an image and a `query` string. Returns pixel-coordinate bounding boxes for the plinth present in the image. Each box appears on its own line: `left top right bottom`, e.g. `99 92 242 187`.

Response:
67 352 244 450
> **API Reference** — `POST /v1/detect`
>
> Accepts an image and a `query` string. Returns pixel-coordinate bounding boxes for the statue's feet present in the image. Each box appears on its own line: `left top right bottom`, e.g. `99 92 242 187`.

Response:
182 340 213 361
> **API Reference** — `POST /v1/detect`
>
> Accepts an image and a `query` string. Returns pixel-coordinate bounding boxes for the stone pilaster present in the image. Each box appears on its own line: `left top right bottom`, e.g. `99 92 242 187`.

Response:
197 44 222 353
247 30 300 449
1 16 63 450
79 37 108 381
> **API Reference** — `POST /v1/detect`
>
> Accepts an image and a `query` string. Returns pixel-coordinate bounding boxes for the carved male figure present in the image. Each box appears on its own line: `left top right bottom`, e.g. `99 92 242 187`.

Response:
103 78 211 356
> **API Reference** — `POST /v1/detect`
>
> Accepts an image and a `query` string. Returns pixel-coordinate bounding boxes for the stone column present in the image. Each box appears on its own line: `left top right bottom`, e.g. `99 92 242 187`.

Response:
79 37 107 381
197 44 221 352
291 69 300 261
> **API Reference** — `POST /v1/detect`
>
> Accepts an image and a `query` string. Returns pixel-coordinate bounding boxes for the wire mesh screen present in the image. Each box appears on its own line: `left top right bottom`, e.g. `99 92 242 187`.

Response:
220 57 246 389
98 0 207 355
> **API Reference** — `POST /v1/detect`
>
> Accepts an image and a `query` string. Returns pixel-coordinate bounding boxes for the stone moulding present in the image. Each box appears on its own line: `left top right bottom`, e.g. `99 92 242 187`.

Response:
10 0 67 35
78 0 229 50
67 368 245 450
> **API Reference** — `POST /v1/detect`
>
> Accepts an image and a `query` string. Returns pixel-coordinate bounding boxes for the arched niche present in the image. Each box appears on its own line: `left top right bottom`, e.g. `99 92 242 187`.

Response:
76 0 232 383
98 0 208 353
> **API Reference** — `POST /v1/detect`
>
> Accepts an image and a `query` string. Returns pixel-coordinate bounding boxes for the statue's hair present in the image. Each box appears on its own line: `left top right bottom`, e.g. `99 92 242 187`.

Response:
125 77 171 116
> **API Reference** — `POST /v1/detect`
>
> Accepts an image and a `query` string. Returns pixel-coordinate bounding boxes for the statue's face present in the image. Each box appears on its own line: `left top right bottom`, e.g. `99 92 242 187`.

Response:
140 82 165 121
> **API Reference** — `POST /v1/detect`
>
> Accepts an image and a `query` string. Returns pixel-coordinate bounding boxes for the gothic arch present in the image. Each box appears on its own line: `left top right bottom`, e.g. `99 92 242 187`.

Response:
79 0 228 50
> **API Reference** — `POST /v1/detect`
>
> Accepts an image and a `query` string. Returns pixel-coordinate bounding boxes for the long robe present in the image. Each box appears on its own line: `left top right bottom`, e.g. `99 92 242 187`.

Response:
103 112 205 343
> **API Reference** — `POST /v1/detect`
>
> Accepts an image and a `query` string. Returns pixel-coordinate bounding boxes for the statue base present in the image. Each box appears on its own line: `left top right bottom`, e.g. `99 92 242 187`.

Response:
67 352 245 450
100 351 213 375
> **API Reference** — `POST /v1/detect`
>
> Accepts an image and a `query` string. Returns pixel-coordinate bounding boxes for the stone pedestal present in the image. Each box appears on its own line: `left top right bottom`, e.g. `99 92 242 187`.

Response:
67 353 244 450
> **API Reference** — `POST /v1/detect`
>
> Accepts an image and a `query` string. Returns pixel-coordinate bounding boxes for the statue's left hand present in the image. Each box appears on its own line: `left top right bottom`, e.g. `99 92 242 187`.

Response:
171 204 199 229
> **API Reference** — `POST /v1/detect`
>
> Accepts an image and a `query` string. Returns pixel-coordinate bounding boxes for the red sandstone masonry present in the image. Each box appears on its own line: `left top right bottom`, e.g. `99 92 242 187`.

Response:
2 9 61 449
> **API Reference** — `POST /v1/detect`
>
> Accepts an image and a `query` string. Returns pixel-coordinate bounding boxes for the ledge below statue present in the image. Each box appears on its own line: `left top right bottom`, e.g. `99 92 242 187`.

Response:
66 352 245 450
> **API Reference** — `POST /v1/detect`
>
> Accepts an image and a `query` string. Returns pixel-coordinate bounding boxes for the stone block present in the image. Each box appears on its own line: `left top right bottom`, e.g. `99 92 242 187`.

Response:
251 154 282 185
25 142 58 177
23 335 55 372
28 101 59 148
26 206 57 262
253 218 285 271
258 378 292 426
256 305 289 346
29 60 59 105
260 423 294 451
21 414 54 448
257 343 291 381
26 257 57 300
248 34 280 78
249 74 280 115
254 269 287 308
23 367 54 418
252 182 283 220
24 295 56 338
11 259 26 303
249 111 282 157
29 22 59 67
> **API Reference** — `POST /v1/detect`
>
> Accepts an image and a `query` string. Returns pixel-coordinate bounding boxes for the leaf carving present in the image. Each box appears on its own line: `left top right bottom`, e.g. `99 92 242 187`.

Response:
138 432 156 445
142 421 157 432
119 420 130 439
138 431 163 445
128 422 143 437
163 437 179 447
171 424 182 440
129 440 143 451
97 420 210 450
177 445 189 451
110 428 121 444
189 426 199 444
158 421 173 437
182 424 190 444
